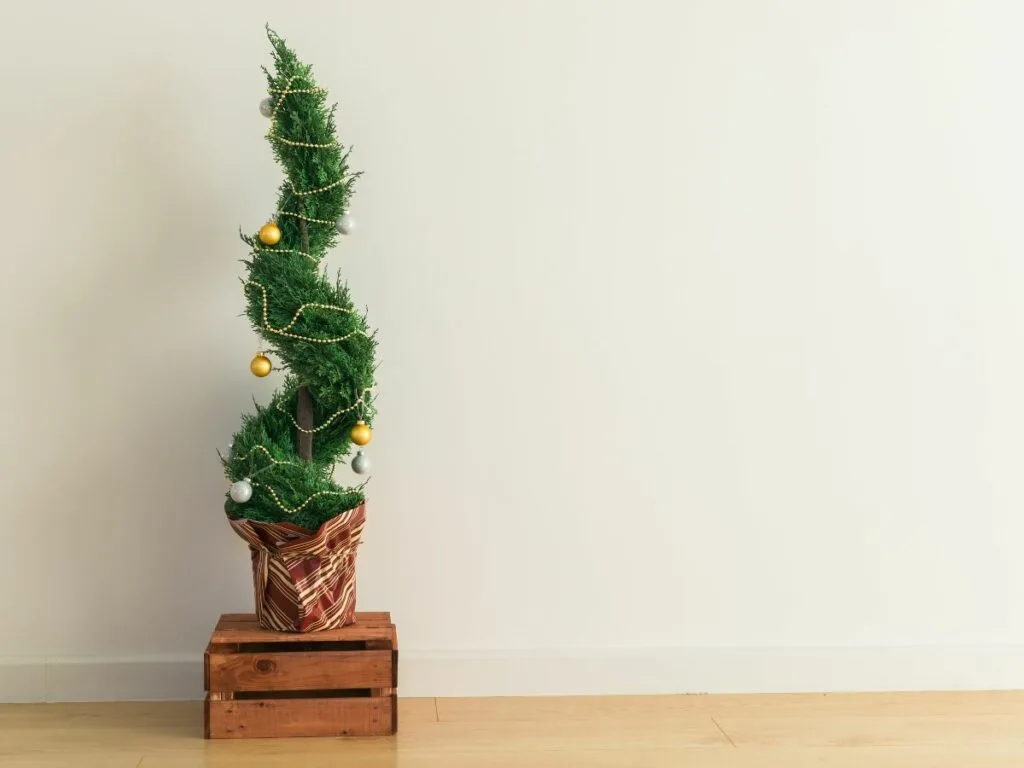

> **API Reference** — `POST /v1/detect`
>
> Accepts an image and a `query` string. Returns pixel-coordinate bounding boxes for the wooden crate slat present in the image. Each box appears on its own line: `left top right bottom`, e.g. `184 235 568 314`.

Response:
365 626 398 693
218 611 392 627
212 615 395 645
204 612 398 739
206 695 394 738
208 649 394 692
343 611 392 623
212 625 395 644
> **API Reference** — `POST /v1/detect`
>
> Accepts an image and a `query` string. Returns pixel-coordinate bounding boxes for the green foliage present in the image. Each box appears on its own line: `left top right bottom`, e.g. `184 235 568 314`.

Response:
222 27 376 531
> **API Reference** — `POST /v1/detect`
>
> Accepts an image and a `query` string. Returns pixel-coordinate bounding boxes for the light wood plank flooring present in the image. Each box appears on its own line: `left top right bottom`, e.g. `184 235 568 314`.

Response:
3 692 1024 766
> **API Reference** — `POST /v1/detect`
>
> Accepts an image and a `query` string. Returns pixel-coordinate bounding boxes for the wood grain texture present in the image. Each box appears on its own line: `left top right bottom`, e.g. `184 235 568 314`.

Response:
365 629 399 702
435 690 1024 721
5 692 1024 767
714 713 1024 748
204 612 398 738
207 649 394 692
211 612 394 644
205 695 394 739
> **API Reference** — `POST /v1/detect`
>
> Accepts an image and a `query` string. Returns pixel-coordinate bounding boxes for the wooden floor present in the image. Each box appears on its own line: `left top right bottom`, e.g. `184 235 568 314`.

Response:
3 692 1024 767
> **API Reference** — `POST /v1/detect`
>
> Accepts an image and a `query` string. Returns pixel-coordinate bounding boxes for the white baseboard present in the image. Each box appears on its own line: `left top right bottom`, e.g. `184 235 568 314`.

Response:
4 646 1024 703
0 656 201 703
399 645 1024 698
0 658 46 703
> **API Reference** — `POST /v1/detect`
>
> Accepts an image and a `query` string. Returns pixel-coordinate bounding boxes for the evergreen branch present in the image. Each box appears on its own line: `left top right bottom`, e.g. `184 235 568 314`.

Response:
223 26 378 529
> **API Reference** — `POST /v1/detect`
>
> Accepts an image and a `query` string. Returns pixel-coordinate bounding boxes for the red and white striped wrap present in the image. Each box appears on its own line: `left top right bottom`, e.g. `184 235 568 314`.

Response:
228 504 366 632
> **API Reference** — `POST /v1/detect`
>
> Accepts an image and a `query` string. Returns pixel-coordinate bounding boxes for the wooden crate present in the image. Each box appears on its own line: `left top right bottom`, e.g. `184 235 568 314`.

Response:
204 611 398 739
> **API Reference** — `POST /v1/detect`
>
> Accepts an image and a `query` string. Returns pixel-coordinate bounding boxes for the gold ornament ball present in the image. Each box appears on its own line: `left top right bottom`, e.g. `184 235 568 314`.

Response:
258 222 281 245
351 420 373 446
250 353 272 378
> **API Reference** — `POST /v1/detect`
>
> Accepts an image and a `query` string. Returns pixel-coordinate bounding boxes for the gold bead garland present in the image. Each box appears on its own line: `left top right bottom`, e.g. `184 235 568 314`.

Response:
232 444 364 518
272 134 337 149
250 482 349 515
275 388 373 434
262 75 349 222
273 209 339 226
239 75 370 515
233 444 299 468
268 84 326 95
245 280 370 344
263 78 327 127
253 247 318 264
289 178 347 197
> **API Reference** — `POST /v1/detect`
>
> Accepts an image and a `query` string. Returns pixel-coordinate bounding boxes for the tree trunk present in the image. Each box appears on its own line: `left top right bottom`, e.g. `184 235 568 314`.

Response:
296 385 314 461
295 217 314 461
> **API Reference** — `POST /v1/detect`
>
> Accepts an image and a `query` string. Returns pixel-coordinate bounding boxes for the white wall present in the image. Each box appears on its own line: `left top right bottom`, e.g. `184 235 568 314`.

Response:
4 0 1024 701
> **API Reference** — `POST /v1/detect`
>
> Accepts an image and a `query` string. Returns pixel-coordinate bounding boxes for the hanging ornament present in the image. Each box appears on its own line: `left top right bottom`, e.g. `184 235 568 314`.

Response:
351 451 371 475
258 221 282 245
218 440 235 462
250 353 272 377
259 97 274 118
336 212 356 235
350 420 372 446
229 478 253 503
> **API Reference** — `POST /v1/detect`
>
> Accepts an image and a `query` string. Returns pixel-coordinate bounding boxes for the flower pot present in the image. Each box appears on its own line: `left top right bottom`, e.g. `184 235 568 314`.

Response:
227 504 366 632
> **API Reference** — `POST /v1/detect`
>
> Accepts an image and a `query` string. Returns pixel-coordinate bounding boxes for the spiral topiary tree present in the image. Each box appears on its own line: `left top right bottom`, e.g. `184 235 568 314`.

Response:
221 26 376 534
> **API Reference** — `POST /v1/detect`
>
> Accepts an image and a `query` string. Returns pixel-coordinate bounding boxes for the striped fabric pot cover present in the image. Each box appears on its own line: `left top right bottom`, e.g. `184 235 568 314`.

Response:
228 504 366 632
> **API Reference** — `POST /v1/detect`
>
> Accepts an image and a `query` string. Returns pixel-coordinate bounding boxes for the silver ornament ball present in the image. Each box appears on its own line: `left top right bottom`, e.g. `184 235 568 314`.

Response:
229 478 253 503
351 451 371 475
259 98 274 118
336 213 356 235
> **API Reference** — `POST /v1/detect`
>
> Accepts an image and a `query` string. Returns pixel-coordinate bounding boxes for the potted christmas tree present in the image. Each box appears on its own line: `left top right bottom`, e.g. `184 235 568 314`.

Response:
220 27 376 633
